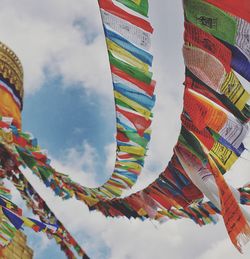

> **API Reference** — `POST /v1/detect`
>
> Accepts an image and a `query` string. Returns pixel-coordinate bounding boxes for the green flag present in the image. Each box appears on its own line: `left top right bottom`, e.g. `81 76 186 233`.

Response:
115 0 149 17
109 51 152 84
184 0 237 45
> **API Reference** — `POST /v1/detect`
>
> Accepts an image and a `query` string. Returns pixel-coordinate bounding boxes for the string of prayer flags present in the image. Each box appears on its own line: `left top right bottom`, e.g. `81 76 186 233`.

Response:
0 184 58 249
0 1 156 257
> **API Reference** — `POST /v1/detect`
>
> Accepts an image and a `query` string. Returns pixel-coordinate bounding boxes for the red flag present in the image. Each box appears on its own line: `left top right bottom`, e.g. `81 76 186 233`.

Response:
111 66 155 96
116 106 151 136
98 0 153 32
205 0 250 23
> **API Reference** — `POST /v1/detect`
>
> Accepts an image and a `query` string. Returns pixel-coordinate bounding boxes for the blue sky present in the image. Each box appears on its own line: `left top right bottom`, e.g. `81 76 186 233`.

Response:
0 0 250 258
22 76 115 182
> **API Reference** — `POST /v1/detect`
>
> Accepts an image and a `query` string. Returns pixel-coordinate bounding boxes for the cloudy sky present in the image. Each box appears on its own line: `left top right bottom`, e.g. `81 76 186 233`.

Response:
0 0 250 258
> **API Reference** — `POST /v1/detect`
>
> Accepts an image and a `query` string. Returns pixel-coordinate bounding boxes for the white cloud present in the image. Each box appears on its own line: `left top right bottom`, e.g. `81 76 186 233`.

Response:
197 238 250 259
0 0 112 97
50 141 99 187
104 142 116 177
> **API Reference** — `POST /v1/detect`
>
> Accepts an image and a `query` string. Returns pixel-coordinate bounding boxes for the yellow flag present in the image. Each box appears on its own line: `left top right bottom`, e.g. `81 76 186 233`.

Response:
106 38 149 73
209 142 238 170
119 145 146 156
220 71 250 111
114 91 151 118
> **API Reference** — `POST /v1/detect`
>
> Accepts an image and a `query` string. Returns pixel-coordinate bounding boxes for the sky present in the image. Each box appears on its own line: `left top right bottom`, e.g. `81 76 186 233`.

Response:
0 0 250 258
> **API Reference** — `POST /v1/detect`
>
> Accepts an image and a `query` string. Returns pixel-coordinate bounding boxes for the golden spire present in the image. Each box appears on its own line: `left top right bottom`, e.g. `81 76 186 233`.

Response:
0 42 24 100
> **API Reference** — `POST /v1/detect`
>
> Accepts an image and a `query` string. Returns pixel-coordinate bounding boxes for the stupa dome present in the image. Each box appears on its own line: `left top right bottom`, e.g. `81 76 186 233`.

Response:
0 42 24 128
